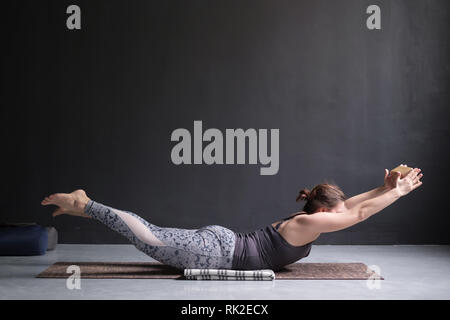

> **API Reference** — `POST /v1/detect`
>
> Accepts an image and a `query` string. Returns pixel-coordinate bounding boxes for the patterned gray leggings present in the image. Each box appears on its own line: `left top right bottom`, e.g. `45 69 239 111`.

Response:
85 200 236 270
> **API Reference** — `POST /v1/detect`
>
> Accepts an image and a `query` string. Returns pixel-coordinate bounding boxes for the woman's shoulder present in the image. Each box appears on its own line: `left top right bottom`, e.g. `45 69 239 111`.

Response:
271 211 307 228
289 211 307 218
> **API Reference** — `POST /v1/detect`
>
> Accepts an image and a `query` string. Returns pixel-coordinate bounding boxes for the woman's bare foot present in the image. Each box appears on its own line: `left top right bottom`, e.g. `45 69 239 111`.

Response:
41 189 91 218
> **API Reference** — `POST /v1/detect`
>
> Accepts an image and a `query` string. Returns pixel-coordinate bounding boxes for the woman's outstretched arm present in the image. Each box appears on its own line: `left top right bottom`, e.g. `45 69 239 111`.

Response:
298 187 402 233
344 185 389 210
297 167 423 233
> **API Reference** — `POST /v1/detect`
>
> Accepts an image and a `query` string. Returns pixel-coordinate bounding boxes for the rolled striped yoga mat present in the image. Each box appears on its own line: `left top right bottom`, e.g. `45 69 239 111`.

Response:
184 269 275 281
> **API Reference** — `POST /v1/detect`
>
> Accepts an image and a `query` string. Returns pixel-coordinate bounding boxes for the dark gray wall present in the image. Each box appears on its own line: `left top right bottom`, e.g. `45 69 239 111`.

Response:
2 0 449 244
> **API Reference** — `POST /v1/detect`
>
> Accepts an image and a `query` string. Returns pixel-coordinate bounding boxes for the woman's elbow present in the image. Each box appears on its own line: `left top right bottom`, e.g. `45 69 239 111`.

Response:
357 207 370 221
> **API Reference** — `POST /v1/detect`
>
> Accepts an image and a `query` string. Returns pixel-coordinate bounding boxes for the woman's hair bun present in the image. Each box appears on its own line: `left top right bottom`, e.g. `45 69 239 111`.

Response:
296 188 311 202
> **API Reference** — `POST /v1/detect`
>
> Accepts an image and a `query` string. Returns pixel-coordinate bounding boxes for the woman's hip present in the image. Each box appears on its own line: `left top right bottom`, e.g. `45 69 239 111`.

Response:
149 225 236 269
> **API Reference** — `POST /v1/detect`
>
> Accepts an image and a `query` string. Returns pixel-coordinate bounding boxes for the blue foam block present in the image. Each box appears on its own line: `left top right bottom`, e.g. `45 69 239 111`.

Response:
0 224 48 256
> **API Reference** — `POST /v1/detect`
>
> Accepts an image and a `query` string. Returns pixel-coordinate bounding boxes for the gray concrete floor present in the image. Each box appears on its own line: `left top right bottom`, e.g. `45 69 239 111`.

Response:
1 244 449 299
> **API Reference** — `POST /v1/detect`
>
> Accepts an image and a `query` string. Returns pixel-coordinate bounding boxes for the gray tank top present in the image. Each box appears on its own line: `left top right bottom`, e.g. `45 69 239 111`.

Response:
231 213 313 271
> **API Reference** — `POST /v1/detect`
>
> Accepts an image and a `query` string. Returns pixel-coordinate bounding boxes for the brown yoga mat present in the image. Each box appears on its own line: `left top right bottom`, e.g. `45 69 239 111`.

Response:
36 262 383 280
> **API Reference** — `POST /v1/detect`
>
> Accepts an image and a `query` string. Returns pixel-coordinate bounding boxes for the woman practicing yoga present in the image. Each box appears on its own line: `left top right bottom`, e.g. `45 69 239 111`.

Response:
41 164 423 271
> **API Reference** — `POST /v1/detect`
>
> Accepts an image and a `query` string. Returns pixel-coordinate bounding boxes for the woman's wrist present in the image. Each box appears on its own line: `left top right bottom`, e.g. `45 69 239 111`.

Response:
380 184 404 198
